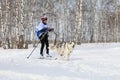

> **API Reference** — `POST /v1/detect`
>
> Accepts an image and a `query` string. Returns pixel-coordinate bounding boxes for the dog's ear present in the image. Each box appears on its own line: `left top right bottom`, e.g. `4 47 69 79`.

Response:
70 41 75 48
69 41 73 44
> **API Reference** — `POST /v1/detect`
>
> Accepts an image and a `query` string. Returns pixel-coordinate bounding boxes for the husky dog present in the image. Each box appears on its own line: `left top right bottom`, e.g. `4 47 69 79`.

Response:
49 41 75 60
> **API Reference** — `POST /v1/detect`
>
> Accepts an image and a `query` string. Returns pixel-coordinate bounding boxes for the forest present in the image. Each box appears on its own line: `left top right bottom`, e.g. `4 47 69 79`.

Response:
0 0 120 49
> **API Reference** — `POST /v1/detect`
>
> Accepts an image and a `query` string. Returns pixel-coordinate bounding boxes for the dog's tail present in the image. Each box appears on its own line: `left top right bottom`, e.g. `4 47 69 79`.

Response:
48 45 56 50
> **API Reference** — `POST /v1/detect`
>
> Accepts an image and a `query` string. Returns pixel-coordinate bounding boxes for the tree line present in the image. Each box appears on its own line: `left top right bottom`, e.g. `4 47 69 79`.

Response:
0 0 120 49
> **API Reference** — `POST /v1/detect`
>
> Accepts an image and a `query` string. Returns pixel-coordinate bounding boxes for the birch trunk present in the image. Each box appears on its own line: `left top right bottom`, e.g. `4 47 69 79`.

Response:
77 0 82 44
14 0 19 49
18 0 24 49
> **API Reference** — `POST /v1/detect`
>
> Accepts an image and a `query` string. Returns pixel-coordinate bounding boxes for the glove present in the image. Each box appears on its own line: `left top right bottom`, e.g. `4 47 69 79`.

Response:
47 28 54 32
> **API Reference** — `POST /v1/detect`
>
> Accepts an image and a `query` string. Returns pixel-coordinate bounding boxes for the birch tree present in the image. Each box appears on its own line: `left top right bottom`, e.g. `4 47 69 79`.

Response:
76 0 82 44
0 0 2 47
0 0 120 49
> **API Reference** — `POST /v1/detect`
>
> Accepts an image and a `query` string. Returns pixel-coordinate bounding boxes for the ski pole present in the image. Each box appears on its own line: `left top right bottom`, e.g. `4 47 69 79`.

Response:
27 41 40 59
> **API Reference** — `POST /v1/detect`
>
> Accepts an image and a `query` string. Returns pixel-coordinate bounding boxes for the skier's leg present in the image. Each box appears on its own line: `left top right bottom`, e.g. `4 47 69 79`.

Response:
45 35 49 55
45 34 52 57
39 34 45 56
40 41 45 56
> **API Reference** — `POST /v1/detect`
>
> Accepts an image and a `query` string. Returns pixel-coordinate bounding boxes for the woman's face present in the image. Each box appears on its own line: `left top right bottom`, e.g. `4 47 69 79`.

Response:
43 20 47 23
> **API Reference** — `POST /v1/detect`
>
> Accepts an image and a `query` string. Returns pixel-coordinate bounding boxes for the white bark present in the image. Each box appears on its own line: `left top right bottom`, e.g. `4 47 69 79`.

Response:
14 0 19 48
76 0 82 44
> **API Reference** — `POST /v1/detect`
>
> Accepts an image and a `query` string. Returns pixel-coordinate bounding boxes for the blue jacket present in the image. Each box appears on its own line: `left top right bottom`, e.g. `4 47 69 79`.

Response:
36 22 49 38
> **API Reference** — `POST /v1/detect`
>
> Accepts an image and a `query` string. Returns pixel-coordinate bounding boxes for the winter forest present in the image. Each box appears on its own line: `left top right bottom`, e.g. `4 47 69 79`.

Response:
0 0 120 49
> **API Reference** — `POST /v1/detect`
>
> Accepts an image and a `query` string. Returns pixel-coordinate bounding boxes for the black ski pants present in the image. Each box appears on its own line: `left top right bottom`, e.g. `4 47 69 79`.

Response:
39 33 49 56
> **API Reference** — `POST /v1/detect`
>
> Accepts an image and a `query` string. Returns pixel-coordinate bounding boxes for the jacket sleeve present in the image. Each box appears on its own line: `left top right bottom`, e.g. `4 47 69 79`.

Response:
40 28 48 32
41 27 54 32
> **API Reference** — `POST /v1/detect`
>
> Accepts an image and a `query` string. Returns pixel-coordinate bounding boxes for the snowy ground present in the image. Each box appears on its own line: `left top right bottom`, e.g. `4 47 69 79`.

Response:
0 43 120 80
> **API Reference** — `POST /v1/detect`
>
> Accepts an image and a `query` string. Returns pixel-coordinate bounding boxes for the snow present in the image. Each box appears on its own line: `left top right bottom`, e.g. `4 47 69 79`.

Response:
0 43 120 80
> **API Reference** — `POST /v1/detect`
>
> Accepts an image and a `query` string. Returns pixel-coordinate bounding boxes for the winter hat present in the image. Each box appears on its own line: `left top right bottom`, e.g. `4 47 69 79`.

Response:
41 15 47 21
